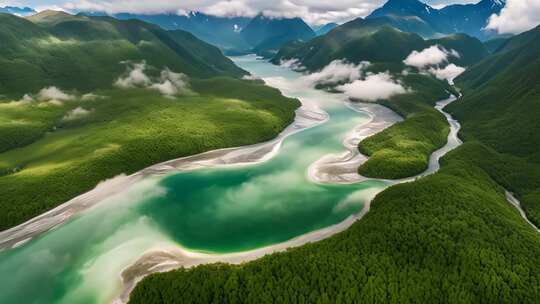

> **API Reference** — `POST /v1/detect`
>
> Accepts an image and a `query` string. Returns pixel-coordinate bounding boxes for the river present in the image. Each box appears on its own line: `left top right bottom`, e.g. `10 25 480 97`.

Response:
0 56 459 304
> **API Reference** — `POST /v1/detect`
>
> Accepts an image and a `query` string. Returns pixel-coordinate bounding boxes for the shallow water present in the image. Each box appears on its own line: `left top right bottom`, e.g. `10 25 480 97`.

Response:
0 56 390 304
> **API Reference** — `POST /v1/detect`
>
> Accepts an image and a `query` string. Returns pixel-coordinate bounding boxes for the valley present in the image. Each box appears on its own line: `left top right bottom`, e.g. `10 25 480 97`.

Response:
1 0 540 303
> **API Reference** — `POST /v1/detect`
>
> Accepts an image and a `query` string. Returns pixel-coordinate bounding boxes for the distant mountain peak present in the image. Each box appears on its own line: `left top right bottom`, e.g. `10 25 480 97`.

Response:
0 5 36 16
368 0 506 40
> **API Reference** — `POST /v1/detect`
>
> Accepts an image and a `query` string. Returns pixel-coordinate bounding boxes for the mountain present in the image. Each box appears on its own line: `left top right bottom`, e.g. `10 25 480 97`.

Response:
367 0 506 40
314 23 338 36
369 0 438 25
0 6 36 16
0 11 245 96
272 17 488 72
437 0 506 39
111 12 252 51
81 11 316 54
483 36 512 53
241 14 316 56
449 24 540 225
0 10 301 231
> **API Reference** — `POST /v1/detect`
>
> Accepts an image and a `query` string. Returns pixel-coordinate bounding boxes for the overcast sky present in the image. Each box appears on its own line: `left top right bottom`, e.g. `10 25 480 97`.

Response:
1 0 479 25
2 0 539 34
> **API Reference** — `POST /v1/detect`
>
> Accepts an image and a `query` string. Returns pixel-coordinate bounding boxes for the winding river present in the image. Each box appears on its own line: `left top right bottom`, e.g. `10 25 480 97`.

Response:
0 56 462 304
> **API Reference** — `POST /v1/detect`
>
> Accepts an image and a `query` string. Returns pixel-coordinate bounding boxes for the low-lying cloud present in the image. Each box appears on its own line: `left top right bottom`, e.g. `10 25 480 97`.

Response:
487 0 540 34
279 59 408 102
150 69 190 97
115 61 191 97
403 45 459 69
115 62 152 89
38 86 76 102
300 60 369 86
428 64 466 84
336 72 408 102
63 106 92 120
8 87 105 107
403 46 465 83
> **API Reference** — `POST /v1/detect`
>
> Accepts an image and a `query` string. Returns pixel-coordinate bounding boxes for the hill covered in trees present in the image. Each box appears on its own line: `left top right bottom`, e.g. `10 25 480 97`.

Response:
271 17 488 72
0 11 246 97
0 11 301 229
449 24 540 226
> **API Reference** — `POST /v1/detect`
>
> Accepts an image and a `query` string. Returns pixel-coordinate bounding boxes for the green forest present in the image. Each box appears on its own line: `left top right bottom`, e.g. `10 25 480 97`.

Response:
129 22 540 304
130 150 540 303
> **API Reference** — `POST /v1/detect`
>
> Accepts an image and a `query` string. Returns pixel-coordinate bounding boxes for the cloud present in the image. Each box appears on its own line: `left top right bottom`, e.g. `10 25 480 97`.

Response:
300 60 369 86
63 106 92 120
115 61 190 96
486 0 540 34
403 46 465 84
149 69 190 97
428 64 465 84
34 0 385 26
81 93 105 101
403 45 459 69
336 72 408 102
37 86 76 101
114 61 152 89
279 58 303 70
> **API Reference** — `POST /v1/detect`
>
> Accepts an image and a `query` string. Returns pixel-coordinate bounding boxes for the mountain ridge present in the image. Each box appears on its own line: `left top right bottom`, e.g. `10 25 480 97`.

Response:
368 0 505 40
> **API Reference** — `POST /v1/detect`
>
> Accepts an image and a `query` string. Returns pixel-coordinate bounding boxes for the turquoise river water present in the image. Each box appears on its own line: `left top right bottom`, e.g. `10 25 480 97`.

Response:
0 56 391 304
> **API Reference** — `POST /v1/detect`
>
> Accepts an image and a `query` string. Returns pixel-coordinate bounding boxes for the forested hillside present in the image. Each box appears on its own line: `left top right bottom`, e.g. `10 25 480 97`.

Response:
271 17 488 72
0 11 245 97
449 25 540 226
0 11 300 229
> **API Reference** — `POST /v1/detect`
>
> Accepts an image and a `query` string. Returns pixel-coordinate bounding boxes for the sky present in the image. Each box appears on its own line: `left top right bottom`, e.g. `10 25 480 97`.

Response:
0 0 478 25
1 0 539 34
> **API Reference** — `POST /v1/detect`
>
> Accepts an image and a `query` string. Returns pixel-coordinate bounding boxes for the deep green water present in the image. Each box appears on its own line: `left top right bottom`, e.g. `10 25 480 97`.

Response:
0 56 389 304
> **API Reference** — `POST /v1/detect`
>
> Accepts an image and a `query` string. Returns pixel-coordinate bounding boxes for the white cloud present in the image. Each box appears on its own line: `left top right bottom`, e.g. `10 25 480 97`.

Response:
428 64 466 84
487 0 540 34
279 58 303 70
403 46 465 84
403 45 459 69
63 106 92 120
81 93 105 101
115 61 190 96
37 86 76 101
336 72 408 102
300 60 369 86
149 69 190 97
34 0 385 26
114 61 152 89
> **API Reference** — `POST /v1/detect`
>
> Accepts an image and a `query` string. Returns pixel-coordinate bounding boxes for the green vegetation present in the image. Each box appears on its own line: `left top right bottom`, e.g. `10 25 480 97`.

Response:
0 11 245 98
129 24 540 304
0 11 302 229
448 25 540 226
358 74 454 179
271 17 488 72
0 78 300 230
483 37 510 53
241 14 315 57
130 150 540 304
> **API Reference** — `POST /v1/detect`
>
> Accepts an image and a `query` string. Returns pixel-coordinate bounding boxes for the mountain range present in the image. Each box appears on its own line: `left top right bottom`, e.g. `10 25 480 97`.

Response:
2 0 508 54
368 0 506 40
272 16 488 71
81 11 315 55
0 6 35 16
0 10 245 96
